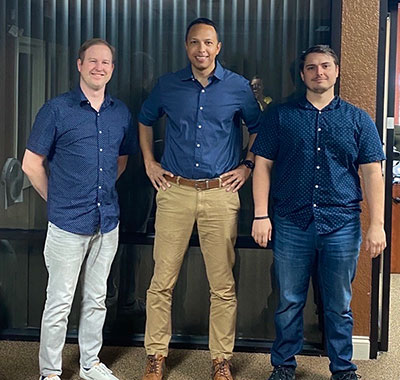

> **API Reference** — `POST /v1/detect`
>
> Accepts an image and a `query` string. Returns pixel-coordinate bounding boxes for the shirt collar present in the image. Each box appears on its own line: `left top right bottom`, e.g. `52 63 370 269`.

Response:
72 85 114 107
298 95 341 111
179 60 225 82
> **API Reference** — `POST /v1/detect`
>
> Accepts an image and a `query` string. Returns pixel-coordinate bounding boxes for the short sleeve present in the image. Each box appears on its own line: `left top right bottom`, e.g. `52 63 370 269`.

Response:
138 79 165 126
251 106 280 160
26 102 57 156
357 110 386 164
239 81 262 134
119 112 138 156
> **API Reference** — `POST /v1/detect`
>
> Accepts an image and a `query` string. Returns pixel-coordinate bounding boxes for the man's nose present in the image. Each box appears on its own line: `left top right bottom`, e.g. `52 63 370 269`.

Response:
316 66 324 75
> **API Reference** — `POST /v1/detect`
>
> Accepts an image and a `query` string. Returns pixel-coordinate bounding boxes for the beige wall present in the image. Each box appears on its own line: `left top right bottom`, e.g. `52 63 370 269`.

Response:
340 0 381 336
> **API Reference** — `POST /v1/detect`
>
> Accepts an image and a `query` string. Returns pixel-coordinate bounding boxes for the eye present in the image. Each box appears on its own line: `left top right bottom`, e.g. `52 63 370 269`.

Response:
205 41 213 45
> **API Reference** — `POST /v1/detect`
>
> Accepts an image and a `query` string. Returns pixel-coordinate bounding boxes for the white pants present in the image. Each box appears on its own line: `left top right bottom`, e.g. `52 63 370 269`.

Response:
39 222 119 377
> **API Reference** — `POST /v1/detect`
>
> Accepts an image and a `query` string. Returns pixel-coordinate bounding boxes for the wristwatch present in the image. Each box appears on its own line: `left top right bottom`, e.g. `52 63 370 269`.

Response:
241 159 255 170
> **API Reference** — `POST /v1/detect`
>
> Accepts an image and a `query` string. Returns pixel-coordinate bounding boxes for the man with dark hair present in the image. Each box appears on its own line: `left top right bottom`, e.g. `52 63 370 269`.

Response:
139 17 261 380
22 38 137 380
250 75 272 111
251 44 386 380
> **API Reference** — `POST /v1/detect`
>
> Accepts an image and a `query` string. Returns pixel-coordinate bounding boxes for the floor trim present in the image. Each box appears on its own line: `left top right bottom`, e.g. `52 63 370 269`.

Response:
352 336 370 360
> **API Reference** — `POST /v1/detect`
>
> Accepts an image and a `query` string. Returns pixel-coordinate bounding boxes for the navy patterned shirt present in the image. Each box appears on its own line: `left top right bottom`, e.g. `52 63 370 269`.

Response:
27 87 138 235
251 96 385 234
138 61 261 179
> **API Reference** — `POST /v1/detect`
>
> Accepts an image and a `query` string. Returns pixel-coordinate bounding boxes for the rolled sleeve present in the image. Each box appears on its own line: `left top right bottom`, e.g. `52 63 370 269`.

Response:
26 102 56 156
251 107 280 160
138 79 165 126
357 110 386 164
119 113 138 156
240 82 262 134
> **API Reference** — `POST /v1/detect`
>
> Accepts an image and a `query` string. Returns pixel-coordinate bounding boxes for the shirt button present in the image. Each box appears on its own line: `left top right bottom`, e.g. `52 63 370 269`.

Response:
196 143 200 147
97 202 101 207
198 125 202 129
195 163 199 167
99 130 102 134
317 147 321 151
199 106 203 110
201 89 205 93
318 128 321 131
99 148 103 152
100 168 103 171
97 113 100 116
319 111 322 114
315 185 319 188
99 186 102 189
316 166 320 169
313 203 317 207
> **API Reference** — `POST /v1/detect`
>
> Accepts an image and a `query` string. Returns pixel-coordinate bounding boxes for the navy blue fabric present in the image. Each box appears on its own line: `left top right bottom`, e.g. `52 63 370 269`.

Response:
27 87 138 235
251 96 385 234
138 61 261 179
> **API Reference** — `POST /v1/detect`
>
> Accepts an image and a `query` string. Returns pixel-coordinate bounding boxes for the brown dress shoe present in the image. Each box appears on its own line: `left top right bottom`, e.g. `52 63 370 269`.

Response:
142 354 165 380
212 358 234 380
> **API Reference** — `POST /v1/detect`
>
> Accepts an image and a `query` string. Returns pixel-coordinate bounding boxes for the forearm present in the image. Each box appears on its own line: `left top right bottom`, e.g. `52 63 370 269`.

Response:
139 122 156 167
253 156 273 216
22 149 48 201
117 155 128 179
361 162 385 226
245 133 257 162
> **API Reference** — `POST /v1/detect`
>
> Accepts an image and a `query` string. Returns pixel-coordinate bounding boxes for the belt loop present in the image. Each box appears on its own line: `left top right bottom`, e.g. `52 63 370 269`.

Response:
206 179 209 189
218 177 222 188
176 176 181 186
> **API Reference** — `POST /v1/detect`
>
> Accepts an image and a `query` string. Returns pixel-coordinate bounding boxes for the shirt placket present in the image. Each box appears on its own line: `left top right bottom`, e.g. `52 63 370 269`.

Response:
313 110 323 230
194 80 206 177
97 110 105 228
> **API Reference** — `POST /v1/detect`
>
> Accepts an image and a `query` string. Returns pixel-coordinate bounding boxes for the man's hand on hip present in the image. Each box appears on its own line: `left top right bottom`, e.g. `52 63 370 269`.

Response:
220 165 252 192
365 224 386 258
144 160 174 191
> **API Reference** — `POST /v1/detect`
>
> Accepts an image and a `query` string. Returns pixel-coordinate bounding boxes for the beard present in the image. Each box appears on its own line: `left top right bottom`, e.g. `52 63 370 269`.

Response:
305 81 335 95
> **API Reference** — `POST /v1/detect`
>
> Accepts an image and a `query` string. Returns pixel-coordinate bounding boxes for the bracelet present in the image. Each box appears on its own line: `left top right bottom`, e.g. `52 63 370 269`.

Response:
254 215 269 220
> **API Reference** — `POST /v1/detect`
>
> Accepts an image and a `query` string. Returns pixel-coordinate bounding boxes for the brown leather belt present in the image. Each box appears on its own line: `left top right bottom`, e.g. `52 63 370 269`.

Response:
165 175 222 190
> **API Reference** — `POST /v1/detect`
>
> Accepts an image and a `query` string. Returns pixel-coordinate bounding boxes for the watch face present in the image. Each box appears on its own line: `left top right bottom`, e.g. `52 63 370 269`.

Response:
243 160 255 169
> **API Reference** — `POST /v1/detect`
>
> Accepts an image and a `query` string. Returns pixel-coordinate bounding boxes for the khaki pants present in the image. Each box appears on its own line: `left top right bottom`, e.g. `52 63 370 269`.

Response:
145 183 240 359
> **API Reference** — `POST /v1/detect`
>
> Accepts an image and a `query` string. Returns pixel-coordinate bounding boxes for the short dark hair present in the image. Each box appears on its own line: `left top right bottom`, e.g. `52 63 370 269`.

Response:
78 38 116 63
299 45 339 72
185 18 219 41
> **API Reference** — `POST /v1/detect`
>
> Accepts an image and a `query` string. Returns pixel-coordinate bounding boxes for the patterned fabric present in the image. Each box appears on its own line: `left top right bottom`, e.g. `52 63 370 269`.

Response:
251 96 385 234
138 61 261 179
27 87 137 234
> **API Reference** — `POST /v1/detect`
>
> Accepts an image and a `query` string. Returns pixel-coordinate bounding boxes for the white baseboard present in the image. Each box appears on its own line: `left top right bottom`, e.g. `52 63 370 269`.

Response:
352 336 370 360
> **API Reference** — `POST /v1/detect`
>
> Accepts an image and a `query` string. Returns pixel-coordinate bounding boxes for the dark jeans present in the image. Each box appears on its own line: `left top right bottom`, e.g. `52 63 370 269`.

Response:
271 215 361 374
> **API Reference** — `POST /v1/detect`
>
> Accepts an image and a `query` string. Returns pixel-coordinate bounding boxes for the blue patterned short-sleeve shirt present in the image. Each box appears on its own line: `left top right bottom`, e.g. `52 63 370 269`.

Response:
251 96 385 234
27 87 138 235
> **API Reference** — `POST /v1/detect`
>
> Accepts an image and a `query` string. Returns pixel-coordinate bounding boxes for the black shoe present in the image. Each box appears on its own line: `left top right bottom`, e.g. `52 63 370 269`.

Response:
331 371 361 380
268 366 295 380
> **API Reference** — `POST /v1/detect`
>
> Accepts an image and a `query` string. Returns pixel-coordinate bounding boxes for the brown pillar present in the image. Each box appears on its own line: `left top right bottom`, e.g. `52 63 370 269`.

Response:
340 0 381 336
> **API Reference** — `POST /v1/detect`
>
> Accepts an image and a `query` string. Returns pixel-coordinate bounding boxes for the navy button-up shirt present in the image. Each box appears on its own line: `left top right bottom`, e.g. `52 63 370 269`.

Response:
27 87 137 235
251 96 385 234
138 61 261 179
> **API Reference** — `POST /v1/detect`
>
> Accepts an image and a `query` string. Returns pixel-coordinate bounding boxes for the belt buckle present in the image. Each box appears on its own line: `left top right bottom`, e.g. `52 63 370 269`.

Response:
194 181 201 191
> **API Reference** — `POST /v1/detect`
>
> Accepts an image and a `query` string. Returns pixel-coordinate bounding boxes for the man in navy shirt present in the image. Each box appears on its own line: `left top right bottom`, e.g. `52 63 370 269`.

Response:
251 45 386 380
22 38 137 380
138 18 261 380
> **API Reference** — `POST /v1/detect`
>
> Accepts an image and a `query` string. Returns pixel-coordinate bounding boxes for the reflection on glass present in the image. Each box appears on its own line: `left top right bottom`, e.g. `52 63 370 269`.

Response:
0 0 328 345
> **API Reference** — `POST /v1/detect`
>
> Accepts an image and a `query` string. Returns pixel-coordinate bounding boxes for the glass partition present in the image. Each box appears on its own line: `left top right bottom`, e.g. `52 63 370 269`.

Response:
0 0 331 348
